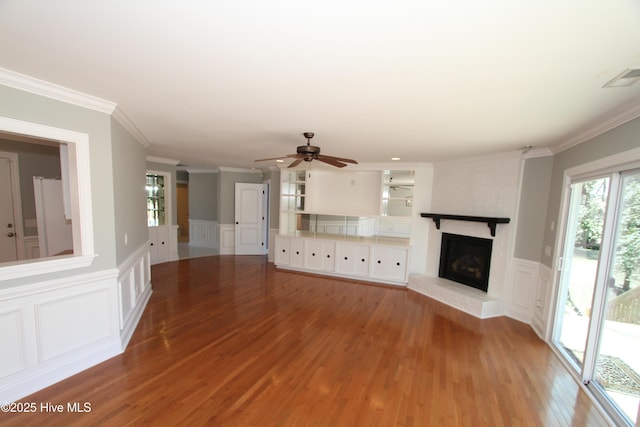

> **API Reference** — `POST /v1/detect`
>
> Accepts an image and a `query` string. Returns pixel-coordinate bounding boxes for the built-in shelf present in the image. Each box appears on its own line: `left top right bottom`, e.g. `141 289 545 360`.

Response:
420 213 510 236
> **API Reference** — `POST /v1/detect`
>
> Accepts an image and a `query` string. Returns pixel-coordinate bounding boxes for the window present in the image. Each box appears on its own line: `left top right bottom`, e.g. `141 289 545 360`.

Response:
0 116 95 281
146 174 166 226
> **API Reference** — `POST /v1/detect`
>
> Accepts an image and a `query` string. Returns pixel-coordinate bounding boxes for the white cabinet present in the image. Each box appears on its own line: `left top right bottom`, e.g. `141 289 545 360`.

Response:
274 235 290 265
335 242 370 277
149 226 169 264
290 237 304 267
370 246 408 282
304 240 335 271
274 234 408 285
274 235 305 267
149 225 178 265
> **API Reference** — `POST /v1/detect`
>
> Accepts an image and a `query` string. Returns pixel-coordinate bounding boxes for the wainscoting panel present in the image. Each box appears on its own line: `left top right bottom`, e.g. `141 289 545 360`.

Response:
532 264 553 340
0 242 152 403
118 243 152 348
219 224 235 255
189 219 218 249
22 236 40 260
0 308 26 379
35 288 113 362
0 269 122 403
268 228 278 262
506 258 540 324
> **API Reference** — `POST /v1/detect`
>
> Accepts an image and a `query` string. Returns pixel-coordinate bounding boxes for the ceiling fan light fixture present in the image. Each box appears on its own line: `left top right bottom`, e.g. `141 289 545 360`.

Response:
254 132 358 168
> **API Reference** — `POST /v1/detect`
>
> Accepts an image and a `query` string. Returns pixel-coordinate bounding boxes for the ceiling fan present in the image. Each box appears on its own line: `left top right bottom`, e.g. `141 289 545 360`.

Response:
255 132 358 168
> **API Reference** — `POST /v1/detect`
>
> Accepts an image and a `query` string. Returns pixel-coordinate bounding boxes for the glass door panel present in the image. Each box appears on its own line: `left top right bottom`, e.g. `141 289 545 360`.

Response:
146 174 166 226
556 177 610 369
594 172 640 423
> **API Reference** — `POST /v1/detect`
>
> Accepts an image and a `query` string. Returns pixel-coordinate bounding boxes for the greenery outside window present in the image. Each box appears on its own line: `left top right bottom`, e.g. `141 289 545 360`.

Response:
146 174 165 226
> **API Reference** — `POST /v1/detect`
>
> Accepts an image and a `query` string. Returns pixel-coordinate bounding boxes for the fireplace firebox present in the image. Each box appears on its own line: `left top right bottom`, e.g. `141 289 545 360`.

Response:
439 233 492 292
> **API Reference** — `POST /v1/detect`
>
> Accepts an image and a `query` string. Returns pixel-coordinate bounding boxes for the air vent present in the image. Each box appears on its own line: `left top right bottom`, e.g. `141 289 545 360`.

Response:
603 68 640 88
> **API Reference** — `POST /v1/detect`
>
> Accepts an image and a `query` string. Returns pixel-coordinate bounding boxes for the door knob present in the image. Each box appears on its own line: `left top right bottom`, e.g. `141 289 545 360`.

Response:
7 232 15 237
7 223 13 228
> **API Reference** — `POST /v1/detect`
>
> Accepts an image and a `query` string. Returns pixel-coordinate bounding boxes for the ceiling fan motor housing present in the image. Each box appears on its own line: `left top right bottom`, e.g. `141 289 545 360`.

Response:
297 144 321 161
299 132 319 161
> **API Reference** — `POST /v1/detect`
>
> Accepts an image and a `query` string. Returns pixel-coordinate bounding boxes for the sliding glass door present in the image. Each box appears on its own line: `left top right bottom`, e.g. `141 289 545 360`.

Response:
554 170 640 426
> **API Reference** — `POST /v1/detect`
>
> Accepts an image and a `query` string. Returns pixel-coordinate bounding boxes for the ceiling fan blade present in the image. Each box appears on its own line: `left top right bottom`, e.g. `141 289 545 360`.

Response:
317 154 358 164
255 154 303 162
288 158 304 168
316 156 348 168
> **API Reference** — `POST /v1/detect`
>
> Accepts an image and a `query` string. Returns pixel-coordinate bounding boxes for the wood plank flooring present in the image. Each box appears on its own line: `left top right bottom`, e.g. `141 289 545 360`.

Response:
2 256 608 426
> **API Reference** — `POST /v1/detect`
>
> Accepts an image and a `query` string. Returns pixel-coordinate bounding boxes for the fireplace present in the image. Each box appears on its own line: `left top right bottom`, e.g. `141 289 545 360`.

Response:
439 233 493 292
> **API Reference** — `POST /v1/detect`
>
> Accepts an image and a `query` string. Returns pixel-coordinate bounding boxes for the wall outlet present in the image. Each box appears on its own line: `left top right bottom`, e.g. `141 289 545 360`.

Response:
124 233 128 246
544 245 552 256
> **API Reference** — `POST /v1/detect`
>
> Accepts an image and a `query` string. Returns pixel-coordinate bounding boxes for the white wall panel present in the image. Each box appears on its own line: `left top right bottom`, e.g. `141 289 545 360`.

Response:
506 258 539 324
35 288 113 362
0 309 26 378
189 219 218 249
219 224 235 255
0 241 151 403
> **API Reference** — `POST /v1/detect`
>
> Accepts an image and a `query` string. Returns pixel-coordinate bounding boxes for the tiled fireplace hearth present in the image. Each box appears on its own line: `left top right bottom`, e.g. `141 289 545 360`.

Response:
408 274 502 318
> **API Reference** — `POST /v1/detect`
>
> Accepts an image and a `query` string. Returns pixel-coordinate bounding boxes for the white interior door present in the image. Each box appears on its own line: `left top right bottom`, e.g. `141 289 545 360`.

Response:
0 157 18 262
235 183 265 255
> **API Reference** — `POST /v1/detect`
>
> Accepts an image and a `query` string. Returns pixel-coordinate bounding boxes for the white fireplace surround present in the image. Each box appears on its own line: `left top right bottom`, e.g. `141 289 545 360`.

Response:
409 153 523 322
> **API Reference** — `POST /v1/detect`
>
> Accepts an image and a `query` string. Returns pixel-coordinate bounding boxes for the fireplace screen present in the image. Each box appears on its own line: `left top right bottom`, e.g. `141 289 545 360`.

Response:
439 233 492 292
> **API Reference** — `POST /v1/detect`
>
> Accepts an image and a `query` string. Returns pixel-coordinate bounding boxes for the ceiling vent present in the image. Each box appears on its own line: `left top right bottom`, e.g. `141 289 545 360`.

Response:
603 68 640 88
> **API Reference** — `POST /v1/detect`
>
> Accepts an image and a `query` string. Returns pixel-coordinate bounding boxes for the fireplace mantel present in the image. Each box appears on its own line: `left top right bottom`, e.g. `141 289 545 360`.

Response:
420 213 510 236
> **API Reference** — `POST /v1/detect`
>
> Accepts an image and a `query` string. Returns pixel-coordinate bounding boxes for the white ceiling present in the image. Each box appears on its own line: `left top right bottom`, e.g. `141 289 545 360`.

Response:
1 1 640 169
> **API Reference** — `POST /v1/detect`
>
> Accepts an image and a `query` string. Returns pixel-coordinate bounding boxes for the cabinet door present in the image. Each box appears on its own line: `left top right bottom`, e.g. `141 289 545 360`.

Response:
304 239 323 270
370 246 408 282
290 238 305 268
321 241 336 271
156 225 170 262
336 243 370 276
304 240 335 271
149 227 158 263
275 236 290 265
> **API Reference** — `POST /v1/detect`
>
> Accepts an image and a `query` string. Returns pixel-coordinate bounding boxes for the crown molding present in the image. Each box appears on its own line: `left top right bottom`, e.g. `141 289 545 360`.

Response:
523 147 554 159
552 98 640 154
186 168 219 174
0 67 116 114
435 150 522 167
146 155 180 165
218 166 262 173
113 107 151 148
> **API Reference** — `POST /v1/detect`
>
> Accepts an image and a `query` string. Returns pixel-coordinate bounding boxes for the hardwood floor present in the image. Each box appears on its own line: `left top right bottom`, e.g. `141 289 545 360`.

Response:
3 256 608 426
